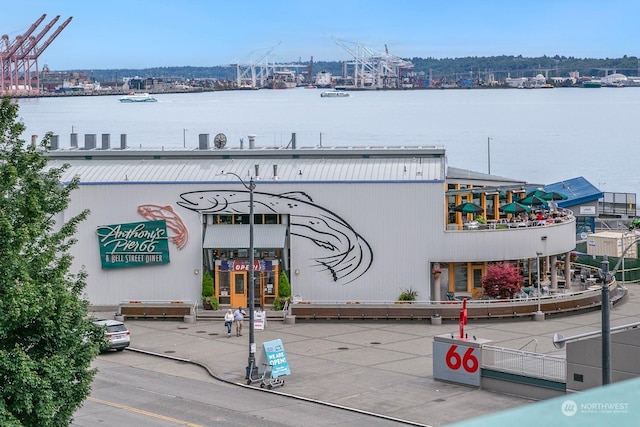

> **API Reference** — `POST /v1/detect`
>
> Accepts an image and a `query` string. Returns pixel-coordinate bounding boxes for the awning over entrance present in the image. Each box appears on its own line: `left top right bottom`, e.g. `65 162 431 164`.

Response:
203 224 287 249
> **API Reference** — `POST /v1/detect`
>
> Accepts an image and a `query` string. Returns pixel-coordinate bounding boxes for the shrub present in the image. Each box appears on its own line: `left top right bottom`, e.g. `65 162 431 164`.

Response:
278 271 291 298
481 262 523 299
273 296 292 311
398 286 418 301
202 269 214 298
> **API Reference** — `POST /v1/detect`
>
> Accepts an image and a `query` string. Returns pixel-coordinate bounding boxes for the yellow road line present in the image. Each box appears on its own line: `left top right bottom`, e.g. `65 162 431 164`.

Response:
88 396 203 427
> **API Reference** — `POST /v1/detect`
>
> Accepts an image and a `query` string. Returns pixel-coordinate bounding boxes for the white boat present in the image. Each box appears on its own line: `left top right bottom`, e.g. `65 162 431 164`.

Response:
119 92 157 102
320 90 350 98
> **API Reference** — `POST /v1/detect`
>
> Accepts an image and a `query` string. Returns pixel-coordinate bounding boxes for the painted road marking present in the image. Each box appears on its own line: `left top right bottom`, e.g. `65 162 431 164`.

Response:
88 396 203 427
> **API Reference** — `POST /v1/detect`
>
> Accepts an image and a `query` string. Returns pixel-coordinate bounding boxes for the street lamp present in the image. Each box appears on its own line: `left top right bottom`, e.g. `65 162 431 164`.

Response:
222 171 257 381
621 232 628 287
487 137 492 175
600 256 611 385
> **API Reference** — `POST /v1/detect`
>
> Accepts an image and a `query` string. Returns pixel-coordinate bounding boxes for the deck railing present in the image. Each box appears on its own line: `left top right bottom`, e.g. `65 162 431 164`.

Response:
482 345 566 382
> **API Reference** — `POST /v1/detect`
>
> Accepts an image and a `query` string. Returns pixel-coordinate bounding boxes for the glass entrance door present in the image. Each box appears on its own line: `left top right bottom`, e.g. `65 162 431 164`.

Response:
230 272 247 308
472 266 484 289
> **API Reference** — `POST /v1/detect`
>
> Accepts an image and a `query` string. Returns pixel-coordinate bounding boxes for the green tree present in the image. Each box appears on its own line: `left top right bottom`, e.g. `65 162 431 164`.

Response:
481 262 524 300
0 96 98 426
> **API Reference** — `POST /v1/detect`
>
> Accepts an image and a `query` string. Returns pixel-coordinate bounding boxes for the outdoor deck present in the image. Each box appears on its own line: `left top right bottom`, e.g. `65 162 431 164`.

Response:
289 280 626 321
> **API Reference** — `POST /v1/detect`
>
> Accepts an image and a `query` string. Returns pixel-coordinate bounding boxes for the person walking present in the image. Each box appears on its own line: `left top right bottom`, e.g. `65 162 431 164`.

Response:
224 309 234 338
233 306 246 337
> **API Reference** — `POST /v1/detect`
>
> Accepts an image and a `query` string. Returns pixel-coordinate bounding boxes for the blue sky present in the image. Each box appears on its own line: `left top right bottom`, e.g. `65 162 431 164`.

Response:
2 0 638 70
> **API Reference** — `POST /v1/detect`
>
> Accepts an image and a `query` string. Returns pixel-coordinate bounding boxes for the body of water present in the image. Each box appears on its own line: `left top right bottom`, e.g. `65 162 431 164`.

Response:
15 87 640 194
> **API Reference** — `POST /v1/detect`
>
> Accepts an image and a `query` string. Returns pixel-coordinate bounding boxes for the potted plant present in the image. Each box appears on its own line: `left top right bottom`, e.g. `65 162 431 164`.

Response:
397 286 418 302
201 269 215 310
273 271 293 311
431 268 442 278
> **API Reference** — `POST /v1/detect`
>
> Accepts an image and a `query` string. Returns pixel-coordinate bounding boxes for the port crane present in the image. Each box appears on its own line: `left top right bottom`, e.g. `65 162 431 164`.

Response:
1 14 72 96
232 43 308 89
332 38 414 89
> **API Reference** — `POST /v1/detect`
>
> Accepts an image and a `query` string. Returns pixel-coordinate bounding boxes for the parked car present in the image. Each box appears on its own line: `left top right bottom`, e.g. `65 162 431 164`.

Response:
94 319 130 351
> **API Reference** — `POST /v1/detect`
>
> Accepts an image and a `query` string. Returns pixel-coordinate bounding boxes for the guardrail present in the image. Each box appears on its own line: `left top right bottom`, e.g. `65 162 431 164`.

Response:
482 345 566 382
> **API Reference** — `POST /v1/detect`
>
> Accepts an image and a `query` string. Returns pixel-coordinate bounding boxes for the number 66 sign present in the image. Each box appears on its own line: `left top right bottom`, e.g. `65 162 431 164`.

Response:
433 335 488 386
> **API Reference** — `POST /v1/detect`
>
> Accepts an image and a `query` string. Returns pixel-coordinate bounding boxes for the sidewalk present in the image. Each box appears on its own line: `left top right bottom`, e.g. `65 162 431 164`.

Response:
92 286 639 426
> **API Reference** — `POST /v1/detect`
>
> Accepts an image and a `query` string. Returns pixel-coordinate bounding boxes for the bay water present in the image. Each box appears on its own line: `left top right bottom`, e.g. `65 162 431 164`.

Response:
15 87 640 193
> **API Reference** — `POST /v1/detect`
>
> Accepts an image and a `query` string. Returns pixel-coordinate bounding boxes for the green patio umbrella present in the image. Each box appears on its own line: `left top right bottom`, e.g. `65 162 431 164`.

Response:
540 191 568 201
499 202 531 214
451 202 484 214
525 189 567 201
518 195 548 207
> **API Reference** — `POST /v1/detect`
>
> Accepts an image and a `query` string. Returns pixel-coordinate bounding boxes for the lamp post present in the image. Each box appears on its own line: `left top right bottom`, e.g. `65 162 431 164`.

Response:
223 171 257 380
487 137 492 175
621 232 627 287
534 251 544 321
601 256 611 385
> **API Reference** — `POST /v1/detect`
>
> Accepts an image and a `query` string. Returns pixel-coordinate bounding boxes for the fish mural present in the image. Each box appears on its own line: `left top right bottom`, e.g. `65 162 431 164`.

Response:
177 190 373 284
137 204 189 249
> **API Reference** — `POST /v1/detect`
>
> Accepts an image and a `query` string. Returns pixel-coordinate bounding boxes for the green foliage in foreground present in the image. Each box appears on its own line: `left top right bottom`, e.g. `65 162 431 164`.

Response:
0 96 100 426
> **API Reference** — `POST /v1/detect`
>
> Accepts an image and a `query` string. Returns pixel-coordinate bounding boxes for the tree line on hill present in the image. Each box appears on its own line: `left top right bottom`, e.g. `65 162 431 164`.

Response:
75 55 640 83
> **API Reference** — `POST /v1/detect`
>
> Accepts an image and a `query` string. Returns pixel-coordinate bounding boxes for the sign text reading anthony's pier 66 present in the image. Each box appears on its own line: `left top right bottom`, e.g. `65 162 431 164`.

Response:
96 220 170 269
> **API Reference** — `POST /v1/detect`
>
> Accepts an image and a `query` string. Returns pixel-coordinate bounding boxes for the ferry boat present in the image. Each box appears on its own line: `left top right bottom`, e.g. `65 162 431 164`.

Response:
119 92 158 102
264 70 297 89
320 90 350 98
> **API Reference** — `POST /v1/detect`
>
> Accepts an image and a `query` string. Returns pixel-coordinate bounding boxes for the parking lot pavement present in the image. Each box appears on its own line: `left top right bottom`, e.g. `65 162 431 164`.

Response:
90 286 639 426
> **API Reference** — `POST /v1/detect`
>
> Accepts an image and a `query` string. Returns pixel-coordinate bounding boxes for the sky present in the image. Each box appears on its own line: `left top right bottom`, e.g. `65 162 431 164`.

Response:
2 0 639 70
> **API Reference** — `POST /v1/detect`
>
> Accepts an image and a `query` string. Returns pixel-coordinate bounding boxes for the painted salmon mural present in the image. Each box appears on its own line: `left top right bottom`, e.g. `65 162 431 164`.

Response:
177 190 373 284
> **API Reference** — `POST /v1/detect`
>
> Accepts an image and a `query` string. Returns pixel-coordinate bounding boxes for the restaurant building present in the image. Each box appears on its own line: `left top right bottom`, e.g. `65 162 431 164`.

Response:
47 142 577 309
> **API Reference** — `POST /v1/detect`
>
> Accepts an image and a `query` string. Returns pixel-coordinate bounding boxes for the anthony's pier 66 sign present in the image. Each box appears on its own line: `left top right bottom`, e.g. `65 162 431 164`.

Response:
96 220 170 269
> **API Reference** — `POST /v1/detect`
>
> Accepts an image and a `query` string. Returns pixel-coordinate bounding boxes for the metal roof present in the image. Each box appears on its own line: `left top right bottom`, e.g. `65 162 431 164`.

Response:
544 177 602 207
47 156 445 184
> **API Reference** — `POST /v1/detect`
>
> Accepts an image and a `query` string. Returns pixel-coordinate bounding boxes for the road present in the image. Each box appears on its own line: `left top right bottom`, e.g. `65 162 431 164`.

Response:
72 350 417 427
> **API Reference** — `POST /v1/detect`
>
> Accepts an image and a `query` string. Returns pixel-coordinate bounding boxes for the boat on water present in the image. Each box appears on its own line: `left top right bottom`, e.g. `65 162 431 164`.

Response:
119 92 158 102
264 70 297 89
582 80 602 88
320 90 350 98
314 70 333 88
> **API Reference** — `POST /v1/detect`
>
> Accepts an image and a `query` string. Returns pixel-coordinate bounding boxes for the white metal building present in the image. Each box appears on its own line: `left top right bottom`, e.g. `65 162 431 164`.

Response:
47 144 576 309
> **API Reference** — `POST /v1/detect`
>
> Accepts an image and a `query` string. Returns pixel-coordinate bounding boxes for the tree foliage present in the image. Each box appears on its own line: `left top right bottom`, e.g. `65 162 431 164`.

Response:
83 55 640 83
481 263 524 300
0 96 98 426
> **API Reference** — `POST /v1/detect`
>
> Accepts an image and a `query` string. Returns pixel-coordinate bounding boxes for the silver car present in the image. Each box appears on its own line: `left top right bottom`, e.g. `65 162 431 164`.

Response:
94 319 130 351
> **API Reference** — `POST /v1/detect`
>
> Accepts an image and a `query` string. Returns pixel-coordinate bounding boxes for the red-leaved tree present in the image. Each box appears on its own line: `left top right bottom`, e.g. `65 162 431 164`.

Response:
481 262 524 299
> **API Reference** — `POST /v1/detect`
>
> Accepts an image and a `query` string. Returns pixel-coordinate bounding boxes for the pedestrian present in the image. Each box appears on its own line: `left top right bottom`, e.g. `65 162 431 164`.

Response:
233 306 246 337
224 309 234 338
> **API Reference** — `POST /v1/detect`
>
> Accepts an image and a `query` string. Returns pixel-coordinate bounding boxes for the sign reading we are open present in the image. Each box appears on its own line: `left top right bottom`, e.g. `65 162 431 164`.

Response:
96 220 170 269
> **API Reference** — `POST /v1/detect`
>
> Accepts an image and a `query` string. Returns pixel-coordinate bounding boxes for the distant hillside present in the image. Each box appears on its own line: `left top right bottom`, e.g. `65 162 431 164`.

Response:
71 55 640 82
